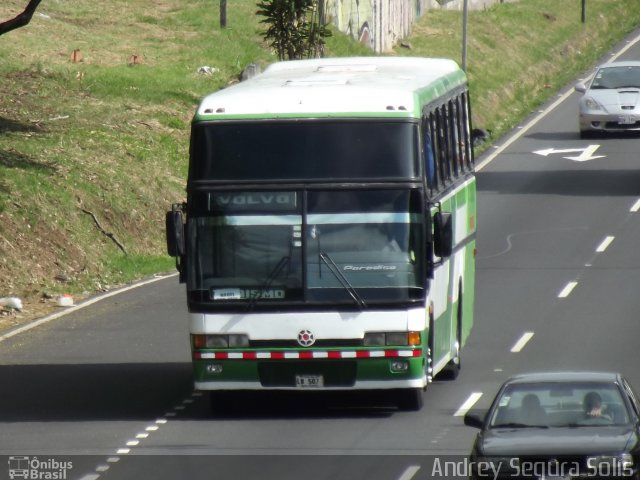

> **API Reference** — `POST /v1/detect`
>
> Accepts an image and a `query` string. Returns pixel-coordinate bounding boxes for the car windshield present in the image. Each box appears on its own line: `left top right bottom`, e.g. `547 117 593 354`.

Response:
590 66 640 89
489 382 631 428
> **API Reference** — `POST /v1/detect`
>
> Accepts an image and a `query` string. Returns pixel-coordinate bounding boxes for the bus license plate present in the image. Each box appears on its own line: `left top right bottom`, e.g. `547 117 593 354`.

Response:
295 374 324 388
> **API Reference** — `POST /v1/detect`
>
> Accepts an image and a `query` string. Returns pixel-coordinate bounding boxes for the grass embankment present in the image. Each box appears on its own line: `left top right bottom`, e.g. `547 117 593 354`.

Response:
0 0 639 328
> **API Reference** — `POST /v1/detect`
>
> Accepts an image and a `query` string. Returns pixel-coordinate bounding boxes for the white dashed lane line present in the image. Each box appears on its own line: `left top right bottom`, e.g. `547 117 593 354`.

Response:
558 281 578 298
397 465 421 480
453 392 483 417
77 391 204 479
595 236 615 253
510 332 534 353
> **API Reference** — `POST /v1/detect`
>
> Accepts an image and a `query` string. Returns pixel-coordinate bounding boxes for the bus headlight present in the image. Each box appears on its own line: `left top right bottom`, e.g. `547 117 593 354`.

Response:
363 332 386 346
364 332 421 346
228 334 250 348
192 334 250 348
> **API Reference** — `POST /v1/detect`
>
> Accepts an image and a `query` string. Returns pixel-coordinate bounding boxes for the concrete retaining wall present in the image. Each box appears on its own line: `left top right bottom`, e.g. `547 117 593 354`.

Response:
325 0 518 53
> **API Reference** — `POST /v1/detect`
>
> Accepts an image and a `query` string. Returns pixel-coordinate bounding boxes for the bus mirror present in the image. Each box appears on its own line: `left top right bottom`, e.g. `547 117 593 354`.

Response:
433 211 453 258
166 210 185 257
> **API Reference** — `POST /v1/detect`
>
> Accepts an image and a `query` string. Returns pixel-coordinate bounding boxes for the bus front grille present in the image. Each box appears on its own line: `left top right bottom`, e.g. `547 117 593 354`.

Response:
258 361 357 387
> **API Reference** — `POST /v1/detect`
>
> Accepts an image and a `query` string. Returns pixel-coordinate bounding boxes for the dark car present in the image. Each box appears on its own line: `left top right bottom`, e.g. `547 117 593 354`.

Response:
464 372 640 479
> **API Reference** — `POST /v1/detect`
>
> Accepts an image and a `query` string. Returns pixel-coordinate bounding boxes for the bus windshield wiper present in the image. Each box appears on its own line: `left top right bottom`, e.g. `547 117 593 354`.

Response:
247 256 290 311
319 252 366 309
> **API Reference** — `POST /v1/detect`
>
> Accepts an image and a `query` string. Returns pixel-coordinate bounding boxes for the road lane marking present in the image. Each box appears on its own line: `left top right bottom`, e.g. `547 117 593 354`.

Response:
474 31 640 173
533 145 604 162
0 272 178 343
510 332 534 353
558 281 578 298
397 465 421 480
454 392 483 417
596 236 614 253
475 89 576 171
631 199 640 212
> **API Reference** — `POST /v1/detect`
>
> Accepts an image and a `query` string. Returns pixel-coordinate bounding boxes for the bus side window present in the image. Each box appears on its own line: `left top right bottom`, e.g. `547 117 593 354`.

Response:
435 108 449 185
447 100 459 177
423 128 436 189
430 111 444 188
452 98 465 174
461 92 474 170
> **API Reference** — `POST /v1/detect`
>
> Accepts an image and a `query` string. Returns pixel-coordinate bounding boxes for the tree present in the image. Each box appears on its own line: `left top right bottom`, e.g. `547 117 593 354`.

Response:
256 0 331 61
0 0 44 37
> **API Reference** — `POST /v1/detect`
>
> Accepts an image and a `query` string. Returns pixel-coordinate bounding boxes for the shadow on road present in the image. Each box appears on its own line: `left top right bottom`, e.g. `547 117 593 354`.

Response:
0 363 413 421
0 362 193 422
477 169 640 197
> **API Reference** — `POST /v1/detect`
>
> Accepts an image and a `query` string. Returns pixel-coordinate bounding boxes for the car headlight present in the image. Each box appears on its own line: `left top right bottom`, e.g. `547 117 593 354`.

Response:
587 454 634 476
584 97 605 111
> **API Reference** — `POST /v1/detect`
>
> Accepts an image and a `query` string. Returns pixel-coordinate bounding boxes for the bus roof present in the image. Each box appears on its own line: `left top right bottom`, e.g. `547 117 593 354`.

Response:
195 56 467 121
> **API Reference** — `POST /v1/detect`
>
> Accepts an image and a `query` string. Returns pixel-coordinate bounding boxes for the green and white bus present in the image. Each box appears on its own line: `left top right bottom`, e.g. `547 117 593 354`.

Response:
166 56 476 411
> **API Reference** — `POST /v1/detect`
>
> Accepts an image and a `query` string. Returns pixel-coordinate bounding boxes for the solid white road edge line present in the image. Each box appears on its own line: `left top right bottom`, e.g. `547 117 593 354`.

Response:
0 272 178 343
474 31 640 173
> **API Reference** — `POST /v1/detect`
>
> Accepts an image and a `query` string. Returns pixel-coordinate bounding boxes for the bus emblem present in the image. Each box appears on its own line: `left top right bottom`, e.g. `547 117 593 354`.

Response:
297 329 315 347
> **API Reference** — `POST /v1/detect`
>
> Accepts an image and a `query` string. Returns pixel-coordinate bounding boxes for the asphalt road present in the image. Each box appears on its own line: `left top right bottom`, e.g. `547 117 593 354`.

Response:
2 30 640 480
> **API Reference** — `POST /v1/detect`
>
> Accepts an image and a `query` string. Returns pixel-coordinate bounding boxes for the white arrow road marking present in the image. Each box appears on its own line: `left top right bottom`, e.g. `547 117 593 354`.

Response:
533 144 605 162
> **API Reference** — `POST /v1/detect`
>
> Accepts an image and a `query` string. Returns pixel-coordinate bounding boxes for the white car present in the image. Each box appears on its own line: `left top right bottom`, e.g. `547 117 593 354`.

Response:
575 61 640 138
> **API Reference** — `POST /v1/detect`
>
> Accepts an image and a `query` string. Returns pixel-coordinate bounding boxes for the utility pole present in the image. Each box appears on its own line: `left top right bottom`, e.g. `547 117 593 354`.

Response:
581 0 586 24
462 0 469 71
220 0 227 28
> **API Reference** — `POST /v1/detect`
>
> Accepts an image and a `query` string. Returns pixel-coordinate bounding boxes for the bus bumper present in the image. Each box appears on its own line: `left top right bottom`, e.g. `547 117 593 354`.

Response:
192 355 427 391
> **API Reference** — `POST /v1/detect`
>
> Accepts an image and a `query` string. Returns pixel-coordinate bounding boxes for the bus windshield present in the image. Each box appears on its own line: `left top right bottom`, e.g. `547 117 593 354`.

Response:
186 189 425 309
189 120 420 182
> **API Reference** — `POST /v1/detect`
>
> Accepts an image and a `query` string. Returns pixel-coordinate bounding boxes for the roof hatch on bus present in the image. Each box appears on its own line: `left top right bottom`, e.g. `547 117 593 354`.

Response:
285 78 348 87
316 64 377 73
